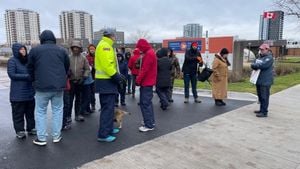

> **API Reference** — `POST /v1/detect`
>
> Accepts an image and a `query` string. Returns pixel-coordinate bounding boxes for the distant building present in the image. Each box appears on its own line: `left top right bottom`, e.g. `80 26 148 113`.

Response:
59 10 93 43
5 9 41 46
259 11 284 40
183 24 203 38
93 28 124 46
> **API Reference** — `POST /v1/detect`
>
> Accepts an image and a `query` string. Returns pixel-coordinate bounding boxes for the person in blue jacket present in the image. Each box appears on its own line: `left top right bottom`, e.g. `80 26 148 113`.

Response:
116 53 128 106
7 43 35 139
251 43 274 118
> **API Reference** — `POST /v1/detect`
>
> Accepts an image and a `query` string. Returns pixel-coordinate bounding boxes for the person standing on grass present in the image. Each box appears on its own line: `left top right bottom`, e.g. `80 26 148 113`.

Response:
7 43 36 139
28 30 70 146
212 48 231 106
251 43 274 118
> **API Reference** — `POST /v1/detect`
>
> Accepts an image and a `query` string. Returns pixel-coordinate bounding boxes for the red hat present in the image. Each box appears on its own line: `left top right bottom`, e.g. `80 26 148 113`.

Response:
191 42 198 47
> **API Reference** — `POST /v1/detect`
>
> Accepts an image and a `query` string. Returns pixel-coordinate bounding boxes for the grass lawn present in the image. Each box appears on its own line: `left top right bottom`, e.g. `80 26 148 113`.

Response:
278 56 300 63
174 72 300 94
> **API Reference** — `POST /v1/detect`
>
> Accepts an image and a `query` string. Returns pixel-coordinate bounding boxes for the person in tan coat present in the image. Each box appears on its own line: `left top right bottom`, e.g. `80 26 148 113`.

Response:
212 48 231 106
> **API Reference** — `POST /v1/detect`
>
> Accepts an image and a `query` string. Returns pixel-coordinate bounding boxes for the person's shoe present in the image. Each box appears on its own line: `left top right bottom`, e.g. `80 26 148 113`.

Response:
91 105 96 111
168 99 174 103
184 98 189 103
53 136 62 143
160 105 167 111
121 102 126 106
194 98 202 103
256 113 268 118
33 138 47 146
97 135 116 142
220 100 226 106
75 115 85 122
254 110 261 114
112 128 120 134
139 126 154 132
27 129 37 135
62 124 71 130
16 131 26 139
137 102 140 106
215 100 224 106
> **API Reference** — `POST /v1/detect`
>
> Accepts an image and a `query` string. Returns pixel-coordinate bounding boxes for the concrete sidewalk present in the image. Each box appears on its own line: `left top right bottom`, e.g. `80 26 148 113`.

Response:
80 85 300 169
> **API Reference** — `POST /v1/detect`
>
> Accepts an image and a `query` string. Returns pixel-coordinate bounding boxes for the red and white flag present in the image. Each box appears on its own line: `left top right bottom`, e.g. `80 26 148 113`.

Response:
263 12 276 19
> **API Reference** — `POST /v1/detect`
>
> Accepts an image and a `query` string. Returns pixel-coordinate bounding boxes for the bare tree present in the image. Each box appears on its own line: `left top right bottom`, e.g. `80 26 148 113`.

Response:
128 29 152 43
274 0 300 18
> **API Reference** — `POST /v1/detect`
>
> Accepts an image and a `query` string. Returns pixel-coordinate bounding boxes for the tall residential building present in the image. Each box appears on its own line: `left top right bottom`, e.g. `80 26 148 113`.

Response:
93 28 124 46
5 9 40 46
183 24 203 38
59 10 93 43
259 11 284 40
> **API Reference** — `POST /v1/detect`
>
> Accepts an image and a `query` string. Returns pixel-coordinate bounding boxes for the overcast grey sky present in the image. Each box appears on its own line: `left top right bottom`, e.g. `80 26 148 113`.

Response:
0 0 299 43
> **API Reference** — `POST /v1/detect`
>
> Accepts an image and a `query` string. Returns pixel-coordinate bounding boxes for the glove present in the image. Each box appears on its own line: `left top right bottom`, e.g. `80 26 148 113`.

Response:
111 73 127 85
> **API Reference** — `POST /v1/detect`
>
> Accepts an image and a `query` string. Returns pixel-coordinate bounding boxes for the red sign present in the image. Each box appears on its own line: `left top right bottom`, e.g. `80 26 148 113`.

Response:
263 12 276 19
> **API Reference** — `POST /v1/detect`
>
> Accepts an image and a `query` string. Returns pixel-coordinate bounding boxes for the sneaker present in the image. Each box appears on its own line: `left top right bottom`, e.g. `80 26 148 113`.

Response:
139 126 154 132
75 115 85 122
27 129 37 135
53 136 62 143
16 131 26 139
184 98 189 103
62 124 71 130
194 98 202 103
112 128 120 134
168 99 174 103
97 135 116 142
33 138 47 146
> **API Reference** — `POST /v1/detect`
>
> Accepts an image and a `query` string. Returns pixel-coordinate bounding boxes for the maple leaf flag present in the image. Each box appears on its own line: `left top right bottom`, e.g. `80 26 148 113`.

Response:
263 12 276 19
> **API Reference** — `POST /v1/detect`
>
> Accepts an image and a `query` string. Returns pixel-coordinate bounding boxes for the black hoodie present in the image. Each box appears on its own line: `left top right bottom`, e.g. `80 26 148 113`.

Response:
27 30 70 92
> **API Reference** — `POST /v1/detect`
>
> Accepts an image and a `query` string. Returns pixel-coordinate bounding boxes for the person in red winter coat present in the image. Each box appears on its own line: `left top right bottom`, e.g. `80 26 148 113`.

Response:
135 39 157 132
128 48 140 98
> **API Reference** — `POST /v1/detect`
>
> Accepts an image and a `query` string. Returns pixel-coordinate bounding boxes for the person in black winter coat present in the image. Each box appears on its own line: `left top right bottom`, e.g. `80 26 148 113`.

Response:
27 30 70 146
182 42 203 103
116 53 128 106
156 48 172 110
7 43 35 139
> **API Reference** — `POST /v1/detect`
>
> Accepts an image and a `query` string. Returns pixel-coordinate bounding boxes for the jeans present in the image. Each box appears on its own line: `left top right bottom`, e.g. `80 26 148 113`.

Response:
183 74 198 99
11 100 35 133
81 84 92 112
256 85 271 114
35 91 63 141
140 86 155 128
98 94 116 138
127 74 132 93
156 87 169 109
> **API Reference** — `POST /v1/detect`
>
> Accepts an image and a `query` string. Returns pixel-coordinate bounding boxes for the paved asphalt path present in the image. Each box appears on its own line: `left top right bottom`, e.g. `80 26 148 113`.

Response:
0 88 253 169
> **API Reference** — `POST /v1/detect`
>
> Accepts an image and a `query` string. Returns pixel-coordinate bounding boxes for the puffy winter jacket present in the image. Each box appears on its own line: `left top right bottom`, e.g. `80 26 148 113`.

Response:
7 43 35 101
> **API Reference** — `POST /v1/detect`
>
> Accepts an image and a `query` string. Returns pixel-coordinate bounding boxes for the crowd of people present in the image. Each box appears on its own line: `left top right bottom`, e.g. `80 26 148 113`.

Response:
7 28 274 145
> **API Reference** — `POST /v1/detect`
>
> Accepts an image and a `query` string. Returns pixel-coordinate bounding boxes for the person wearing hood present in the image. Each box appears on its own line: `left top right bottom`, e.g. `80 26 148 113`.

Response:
116 53 128 106
212 48 231 106
135 39 157 132
27 30 70 146
156 48 172 110
128 48 140 98
67 40 90 123
168 48 181 102
251 44 274 118
95 28 126 142
7 43 35 139
86 44 97 111
182 42 203 103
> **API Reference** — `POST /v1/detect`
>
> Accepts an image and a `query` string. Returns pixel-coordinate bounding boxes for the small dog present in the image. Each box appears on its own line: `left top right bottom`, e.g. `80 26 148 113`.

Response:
114 108 131 128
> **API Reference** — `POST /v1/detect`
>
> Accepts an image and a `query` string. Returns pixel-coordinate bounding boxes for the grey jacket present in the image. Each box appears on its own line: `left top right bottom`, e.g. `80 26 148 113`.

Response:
69 54 90 81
